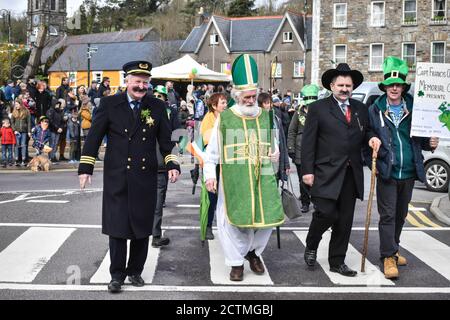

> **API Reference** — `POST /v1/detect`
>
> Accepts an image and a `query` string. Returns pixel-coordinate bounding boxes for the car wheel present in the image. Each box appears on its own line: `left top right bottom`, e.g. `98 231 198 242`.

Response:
425 160 450 192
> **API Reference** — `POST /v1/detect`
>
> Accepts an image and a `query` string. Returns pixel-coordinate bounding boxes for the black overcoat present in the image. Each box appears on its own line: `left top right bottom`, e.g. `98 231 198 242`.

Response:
300 96 375 201
78 93 180 239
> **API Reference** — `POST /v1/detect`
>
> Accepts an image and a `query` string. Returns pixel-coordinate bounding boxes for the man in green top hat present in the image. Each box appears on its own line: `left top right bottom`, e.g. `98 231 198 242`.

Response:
287 84 320 213
364 56 439 279
204 54 284 281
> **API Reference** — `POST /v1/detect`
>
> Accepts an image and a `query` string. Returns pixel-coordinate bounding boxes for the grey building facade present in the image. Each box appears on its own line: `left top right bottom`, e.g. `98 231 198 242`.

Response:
180 12 312 94
311 0 450 85
27 0 67 46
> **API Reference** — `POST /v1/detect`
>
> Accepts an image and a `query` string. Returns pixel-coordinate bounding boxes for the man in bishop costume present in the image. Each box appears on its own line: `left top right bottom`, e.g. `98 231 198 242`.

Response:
204 54 284 281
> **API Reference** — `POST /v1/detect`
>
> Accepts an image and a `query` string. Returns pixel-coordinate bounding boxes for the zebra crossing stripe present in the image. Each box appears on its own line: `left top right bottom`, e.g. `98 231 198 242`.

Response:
89 234 162 284
208 230 273 285
0 227 75 283
294 231 394 286
400 231 450 281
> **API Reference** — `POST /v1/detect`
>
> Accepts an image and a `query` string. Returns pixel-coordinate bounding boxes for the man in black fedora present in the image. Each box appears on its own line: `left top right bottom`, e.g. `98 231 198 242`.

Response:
78 61 180 293
301 63 381 276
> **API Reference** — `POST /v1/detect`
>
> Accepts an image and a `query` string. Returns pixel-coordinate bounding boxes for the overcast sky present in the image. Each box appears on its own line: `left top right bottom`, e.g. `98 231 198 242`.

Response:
1 0 284 16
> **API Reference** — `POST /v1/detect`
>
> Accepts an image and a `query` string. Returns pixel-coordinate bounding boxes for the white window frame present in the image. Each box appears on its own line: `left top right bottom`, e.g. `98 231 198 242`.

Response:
119 71 126 87
333 44 347 67
92 71 103 84
431 41 446 63
209 34 219 45
369 43 384 71
333 3 347 28
49 25 58 36
293 60 305 78
68 72 77 88
50 0 57 11
402 42 416 69
283 32 293 43
274 63 282 78
371 1 385 27
432 0 447 21
403 0 417 24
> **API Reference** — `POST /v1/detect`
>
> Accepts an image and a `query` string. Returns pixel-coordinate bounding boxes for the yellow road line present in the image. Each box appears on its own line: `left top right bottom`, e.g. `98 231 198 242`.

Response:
406 213 426 228
411 211 442 228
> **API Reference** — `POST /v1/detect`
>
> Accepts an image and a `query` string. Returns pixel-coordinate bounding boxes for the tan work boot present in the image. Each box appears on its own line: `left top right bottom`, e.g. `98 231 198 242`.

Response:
384 257 399 279
396 252 407 266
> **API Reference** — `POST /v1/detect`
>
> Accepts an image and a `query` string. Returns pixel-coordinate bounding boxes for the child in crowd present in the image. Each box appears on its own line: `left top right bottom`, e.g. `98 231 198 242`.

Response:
0 118 16 168
67 109 80 163
32 116 51 155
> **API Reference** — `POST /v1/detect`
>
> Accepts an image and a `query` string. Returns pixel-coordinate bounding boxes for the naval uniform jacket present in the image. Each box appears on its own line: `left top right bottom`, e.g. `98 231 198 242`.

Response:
78 93 180 239
300 96 375 201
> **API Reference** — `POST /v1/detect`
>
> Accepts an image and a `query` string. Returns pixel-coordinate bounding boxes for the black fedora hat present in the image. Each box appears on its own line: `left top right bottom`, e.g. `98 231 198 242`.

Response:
321 63 364 91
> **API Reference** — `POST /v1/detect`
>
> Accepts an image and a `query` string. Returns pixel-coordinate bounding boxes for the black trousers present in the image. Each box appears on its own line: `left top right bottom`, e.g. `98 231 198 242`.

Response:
306 167 357 267
295 164 311 206
153 172 168 238
376 176 415 258
109 236 149 281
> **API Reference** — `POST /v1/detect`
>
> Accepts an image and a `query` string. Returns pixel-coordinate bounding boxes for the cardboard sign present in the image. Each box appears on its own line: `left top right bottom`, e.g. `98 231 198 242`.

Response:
411 62 450 138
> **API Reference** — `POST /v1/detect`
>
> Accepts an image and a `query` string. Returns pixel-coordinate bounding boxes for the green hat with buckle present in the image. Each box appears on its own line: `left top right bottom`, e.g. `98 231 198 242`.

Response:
231 54 258 91
154 85 167 96
301 84 320 105
378 56 411 92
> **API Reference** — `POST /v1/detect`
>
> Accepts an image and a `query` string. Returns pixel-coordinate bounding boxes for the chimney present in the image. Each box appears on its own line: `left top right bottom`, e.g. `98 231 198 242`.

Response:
195 7 205 26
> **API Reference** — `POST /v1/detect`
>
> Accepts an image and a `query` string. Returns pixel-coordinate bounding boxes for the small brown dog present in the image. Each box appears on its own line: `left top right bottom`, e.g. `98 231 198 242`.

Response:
28 155 52 172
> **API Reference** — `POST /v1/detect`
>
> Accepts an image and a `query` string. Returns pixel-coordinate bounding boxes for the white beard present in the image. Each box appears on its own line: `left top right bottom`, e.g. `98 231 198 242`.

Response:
233 103 260 117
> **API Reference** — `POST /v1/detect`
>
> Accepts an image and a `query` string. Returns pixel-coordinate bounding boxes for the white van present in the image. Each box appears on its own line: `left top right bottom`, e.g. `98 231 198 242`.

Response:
352 82 415 106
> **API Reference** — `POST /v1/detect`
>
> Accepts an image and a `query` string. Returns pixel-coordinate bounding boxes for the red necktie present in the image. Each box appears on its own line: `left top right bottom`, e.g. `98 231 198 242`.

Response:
345 105 351 123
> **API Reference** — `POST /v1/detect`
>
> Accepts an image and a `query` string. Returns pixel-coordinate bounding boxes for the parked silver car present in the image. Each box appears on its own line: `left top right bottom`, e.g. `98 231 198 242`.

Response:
352 82 415 106
423 139 450 192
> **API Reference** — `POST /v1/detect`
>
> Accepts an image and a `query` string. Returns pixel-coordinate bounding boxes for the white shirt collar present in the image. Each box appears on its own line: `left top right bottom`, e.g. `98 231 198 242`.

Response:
333 95 349 106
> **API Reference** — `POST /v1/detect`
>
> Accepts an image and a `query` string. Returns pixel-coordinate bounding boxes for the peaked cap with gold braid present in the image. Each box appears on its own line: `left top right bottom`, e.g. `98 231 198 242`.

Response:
231 54 258 91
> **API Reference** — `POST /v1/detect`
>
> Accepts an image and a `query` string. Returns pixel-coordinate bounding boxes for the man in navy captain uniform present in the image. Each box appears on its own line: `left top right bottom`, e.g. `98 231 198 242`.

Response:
78 61 180 293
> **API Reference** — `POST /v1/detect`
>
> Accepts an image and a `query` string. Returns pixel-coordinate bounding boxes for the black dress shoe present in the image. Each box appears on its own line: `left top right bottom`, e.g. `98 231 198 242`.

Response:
330 264 357 277
107 279 123 293
304 248 317 267
229 265 244 281
152 236 170 247
301 204 310 213
128 275 145 287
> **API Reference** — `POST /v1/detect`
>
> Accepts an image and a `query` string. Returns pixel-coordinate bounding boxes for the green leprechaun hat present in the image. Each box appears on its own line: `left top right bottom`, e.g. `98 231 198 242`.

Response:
231 54 258 91
378 56 411 92
301 84 320 105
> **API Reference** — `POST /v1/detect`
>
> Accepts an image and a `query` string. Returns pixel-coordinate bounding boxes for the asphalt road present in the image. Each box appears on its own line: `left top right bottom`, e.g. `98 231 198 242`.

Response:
0 166 449 301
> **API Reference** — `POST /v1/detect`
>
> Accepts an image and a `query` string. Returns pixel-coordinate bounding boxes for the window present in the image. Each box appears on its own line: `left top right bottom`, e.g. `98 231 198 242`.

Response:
120 71 126 87
35 0 39 10
92 72 103 84
402 43 416 68
283 32 293 43
293 61 305 78
220 63 230 74
272 63 282 78
371 2 385 27
209 34 219 45
403 0 417 24
432 42 446 63
50 0 57 11
432 0 447 23
68 72 77 87
370 43 384 71
49 25 58 36
333 3 347 28
333 45 347 66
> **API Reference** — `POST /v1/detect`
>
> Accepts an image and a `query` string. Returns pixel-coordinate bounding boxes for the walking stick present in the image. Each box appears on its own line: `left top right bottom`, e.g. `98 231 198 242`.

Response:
361 149 377 272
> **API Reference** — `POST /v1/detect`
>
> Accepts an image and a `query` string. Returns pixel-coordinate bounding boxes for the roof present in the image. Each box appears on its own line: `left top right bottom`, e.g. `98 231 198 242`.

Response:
48 40 184 72
42 28 158 63
180 12 309 53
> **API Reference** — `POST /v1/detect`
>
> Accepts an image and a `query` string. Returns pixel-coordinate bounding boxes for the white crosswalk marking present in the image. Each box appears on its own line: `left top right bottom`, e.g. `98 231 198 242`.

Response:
400 231 450 281
0 227 75 283
208 231 273 285
90 235 162 284
294 231 394 286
